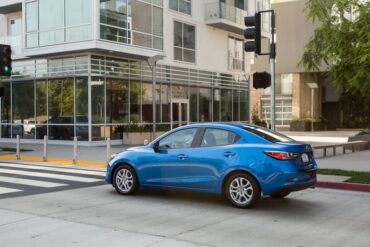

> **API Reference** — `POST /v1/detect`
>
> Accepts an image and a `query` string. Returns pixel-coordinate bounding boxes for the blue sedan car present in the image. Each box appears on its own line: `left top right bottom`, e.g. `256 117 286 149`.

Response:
106 123 317 208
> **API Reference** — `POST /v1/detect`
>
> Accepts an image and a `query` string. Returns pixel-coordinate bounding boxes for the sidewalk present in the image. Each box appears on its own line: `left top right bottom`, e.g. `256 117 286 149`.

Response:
317 150 370 172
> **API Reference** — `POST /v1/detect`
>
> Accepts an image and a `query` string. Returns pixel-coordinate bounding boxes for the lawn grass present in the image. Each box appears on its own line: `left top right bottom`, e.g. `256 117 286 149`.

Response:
318 169 370 184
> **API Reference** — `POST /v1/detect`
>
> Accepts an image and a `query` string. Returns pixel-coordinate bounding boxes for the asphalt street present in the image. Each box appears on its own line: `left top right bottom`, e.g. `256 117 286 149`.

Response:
0 162 369 247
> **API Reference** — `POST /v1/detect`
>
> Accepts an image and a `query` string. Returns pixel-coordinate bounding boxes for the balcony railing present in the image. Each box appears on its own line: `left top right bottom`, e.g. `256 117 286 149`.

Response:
205 2 247 27
0 35 22 56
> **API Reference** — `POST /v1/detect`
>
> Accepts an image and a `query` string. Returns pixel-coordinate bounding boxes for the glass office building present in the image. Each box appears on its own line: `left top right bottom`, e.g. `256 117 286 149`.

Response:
1 55 249 142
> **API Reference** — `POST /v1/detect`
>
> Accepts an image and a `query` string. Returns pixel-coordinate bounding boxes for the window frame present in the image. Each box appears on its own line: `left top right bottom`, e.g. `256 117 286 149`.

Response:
196 128 240 148
169 0 192 16
173 20 196 64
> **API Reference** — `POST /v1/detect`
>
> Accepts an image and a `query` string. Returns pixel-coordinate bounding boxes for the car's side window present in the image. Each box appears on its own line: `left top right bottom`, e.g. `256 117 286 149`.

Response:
201 128 239 147
158 128 197 150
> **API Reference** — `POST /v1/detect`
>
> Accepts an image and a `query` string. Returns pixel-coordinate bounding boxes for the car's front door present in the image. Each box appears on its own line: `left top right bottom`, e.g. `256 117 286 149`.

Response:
139 128 200 188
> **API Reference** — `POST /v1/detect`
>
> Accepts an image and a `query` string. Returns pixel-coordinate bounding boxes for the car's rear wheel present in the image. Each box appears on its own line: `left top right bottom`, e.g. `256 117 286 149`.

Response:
224 173 260 208
113 165 138 195
270 192 290 198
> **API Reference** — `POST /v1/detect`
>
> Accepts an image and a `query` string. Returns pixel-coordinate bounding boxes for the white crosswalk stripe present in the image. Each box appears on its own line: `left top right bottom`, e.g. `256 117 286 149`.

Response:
0 176 67 188
0 163 105 198
0 163 105 177
0 168 102 183
0 187 22 195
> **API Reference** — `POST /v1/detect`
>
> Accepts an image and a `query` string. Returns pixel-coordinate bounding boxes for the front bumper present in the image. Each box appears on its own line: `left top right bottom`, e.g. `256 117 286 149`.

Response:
105 163 113 184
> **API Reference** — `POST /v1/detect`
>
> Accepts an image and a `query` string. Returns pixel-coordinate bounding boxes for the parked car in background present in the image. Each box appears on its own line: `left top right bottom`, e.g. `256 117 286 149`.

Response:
106 123 317 208
23 120 36 134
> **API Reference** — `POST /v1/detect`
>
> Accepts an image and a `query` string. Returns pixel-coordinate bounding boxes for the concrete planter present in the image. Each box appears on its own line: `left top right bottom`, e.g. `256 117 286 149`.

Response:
122 132 166 145
290 121 327 131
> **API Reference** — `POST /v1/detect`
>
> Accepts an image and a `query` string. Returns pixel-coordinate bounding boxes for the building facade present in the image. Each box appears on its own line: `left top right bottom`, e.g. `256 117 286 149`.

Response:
251 0 342 130
0 0 271 144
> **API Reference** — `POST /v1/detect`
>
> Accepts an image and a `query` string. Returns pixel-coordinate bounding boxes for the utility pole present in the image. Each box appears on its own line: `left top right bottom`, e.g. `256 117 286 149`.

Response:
270 12 276 131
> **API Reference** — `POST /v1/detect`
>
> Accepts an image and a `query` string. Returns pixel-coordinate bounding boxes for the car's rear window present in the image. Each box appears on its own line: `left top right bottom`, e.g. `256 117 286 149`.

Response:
243 126 294 143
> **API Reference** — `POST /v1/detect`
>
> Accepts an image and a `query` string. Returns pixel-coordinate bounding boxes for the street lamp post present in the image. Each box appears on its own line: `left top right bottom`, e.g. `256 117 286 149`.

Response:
148 55 165 141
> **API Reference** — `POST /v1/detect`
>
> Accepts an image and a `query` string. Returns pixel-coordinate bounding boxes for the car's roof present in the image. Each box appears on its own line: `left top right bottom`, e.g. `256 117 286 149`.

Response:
181 122 259 130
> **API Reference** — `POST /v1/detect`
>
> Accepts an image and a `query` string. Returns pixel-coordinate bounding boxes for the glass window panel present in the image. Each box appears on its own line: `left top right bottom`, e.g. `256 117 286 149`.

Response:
26 33 38 47
48 125 74 140
213 89 220 121
183 24 195 49
174 47 183 61
161 84 170 122
39 30 64 46
240 90 248 121
132 32 152 48
66 26 92 42
76 125 89 141
36 80 47 124
26 2 38 32
130 81 141 123
174 21 183 47
1 81 11 123
76 77 88 123
199 88 212 122
66 0 92 26
39 0 64 31
12 81 35 139
190 86 198 122
169 0 178 11
233 89 240 121
106 79 129 124
100 0 128 28
221 89 232 121
153 37 163 50
92 125 106 141
153 6 163 36
183 49 195 63
91 77 105 124
131 1 152 34
158 128 197 149
48 78 74 123
201 128 237 147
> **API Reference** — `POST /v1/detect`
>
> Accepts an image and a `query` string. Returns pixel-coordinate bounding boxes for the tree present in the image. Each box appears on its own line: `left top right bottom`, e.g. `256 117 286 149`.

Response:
301 0 370 94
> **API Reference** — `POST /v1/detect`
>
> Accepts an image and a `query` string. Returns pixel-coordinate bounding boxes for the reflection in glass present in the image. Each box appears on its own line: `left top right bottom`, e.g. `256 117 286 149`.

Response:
36 80 47 124
221 89 232 121
240 90 249 121
213 89 220 121
233 89 240 121
130 81 141 122
199 88 212 122
92 77 105 124
107 79 129 123
12 81 35 139
189 86 198 122
48 78 74 121
76 77 88 123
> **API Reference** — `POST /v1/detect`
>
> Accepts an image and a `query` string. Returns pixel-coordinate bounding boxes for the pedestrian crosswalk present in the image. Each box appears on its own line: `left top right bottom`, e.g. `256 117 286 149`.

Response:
0 162 106 199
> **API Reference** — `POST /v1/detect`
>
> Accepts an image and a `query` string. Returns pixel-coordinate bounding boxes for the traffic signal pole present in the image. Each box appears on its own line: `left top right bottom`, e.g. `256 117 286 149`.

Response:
270 11 276 131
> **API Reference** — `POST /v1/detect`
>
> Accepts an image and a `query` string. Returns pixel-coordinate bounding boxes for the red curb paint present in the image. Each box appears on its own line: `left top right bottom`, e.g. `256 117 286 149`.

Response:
317 181 370 193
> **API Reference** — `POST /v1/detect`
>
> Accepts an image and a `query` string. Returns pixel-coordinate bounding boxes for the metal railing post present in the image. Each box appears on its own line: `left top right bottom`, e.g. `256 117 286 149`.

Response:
16 135 20 160
73 137 78 165
106 137 111 162
43 136 48 162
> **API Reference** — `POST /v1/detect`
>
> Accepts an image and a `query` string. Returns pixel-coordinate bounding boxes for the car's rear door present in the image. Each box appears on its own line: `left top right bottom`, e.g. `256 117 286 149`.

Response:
188 128 241 191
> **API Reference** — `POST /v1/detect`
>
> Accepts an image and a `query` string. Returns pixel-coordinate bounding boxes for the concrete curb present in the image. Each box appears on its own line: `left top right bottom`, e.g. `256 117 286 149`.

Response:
316 181 370 193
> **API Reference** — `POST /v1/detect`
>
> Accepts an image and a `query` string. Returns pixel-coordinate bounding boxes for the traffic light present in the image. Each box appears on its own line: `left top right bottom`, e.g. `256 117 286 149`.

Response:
253 72 271 89
244 13 261 54
0 44 12 77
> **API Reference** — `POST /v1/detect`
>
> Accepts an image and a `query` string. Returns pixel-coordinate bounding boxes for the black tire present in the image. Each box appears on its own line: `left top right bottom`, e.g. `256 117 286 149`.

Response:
224 172 261 209
270 192 290 198
113 164 139 195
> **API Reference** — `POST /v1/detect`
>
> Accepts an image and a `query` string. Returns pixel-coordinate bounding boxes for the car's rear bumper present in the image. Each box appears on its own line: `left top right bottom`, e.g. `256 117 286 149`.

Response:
270 179 316 195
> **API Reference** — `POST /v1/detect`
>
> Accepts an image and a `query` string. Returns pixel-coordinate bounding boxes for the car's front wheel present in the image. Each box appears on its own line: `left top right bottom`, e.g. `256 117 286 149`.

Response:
225 173 260 208
113 165 139 195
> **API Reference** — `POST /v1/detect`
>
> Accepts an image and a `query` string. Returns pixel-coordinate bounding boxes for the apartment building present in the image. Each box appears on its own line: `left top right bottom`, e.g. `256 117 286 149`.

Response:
252 0 342 130
0 0 270 144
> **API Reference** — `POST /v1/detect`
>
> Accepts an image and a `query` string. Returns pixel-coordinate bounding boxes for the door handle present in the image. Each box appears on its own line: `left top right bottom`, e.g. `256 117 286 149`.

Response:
223 151 236 158
177 154 188 160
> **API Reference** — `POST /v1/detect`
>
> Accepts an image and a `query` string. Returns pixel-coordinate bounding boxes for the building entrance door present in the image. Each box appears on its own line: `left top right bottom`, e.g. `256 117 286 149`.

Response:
172 99 189 128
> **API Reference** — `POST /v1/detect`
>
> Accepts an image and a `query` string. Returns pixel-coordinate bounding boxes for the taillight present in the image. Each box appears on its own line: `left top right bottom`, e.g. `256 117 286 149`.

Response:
264 151 299 160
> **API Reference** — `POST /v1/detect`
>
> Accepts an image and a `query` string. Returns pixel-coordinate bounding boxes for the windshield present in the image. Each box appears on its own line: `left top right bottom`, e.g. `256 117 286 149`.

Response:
243 126 295 143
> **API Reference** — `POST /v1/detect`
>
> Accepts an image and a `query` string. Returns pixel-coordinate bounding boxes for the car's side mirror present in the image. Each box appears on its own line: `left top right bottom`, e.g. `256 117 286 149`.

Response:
153 142 160 153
